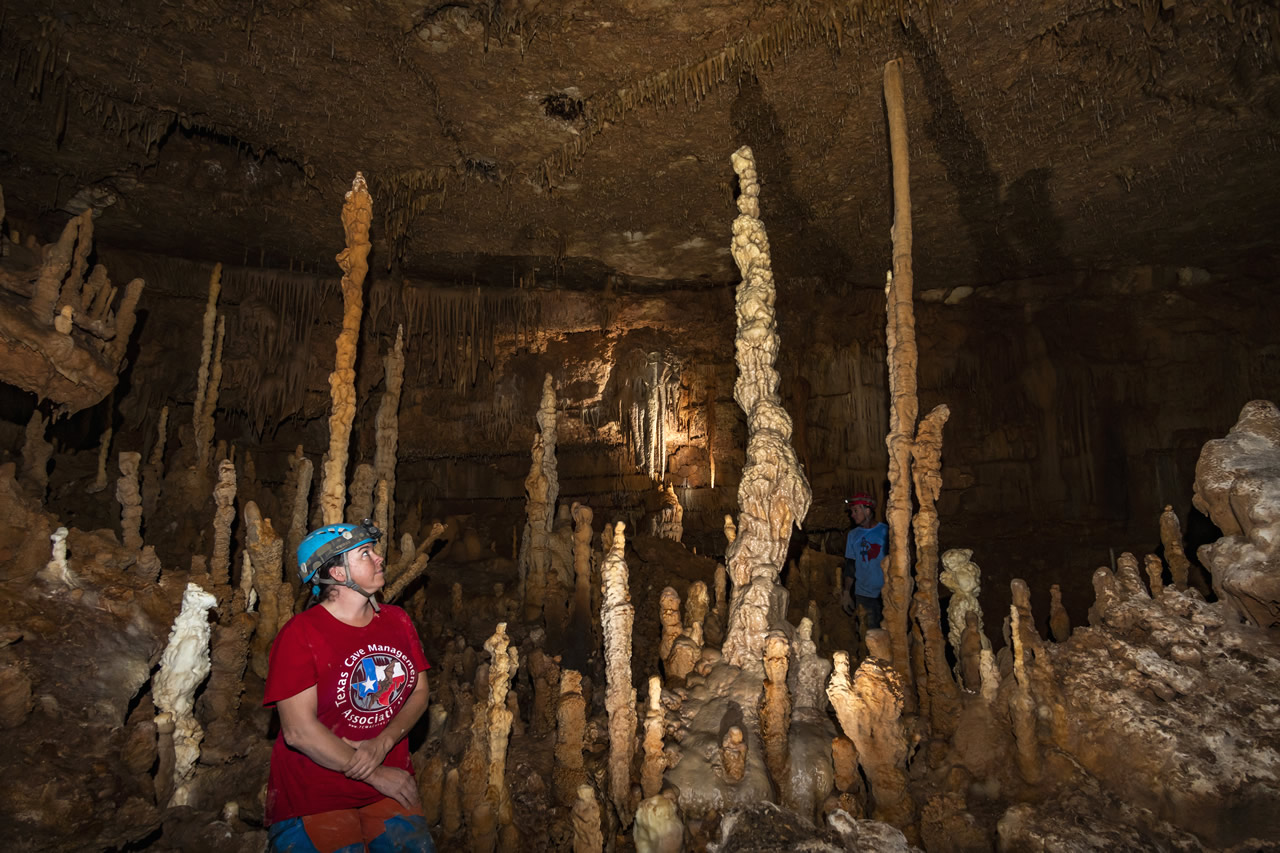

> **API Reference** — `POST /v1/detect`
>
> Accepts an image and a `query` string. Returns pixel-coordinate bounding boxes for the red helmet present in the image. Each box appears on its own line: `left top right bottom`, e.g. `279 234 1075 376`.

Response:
845 492 875 509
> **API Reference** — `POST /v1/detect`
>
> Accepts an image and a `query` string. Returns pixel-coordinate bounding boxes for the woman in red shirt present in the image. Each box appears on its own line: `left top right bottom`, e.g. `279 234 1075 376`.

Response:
264 520 435 852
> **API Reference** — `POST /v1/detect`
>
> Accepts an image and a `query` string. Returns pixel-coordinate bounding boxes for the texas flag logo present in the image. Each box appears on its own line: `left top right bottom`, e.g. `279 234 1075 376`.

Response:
349 655 408 710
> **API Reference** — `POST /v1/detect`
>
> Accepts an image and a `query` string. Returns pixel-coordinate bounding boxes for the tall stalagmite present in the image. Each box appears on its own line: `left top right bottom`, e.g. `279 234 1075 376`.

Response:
193 264 222 473
373 325 405 556
209 460 237 597
320 173 373 525
721 145 813 669
882 57 921 687
601 520 637 825
521 374 559 622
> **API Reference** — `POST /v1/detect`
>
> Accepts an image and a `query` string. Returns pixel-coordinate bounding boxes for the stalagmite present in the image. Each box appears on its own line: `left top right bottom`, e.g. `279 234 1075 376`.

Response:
245 502 290 679
30 212 82 323
827 648 915 836
442 768 463 837
520 374 559 622
153 582 218 806
721 146 812 669
570 502 594 643
105 278 144 363
572 785 604 853
959 611 984 690
482 623 519 849
287 448 312 585
634 795 683 853
373 325 405 555
142 406 168 526
372 479 389 561
1008 603 1042 785
1159 505 1191 590
21 409 51 497
346 462 376 523
42 526 74 588
759 630 791 792
383 521 445 603
685 581 709 630
554 669 589 806
720 726 747 783
116 451 143 551
1049 584 1071 643
641 675 667 799
88 421 112 494
653 483 683 542
527 647 561 737
882 57 921 688
209 460 237 596
940 548 990 664
658 586 683 663
320 173 373 525
601 520 637 824
910 404 957 732
193 264 222 472
1144 554 1165 597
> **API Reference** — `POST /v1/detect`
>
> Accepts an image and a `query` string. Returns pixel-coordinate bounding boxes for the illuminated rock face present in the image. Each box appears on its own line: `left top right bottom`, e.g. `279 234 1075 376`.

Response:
1193 400 1280 629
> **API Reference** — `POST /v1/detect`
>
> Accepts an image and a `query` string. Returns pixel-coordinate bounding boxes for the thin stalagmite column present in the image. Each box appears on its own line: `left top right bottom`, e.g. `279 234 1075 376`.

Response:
30 213 82 323
882 57 920 690
572 785 604 853
640 675 666 799
1159 505 1191 590
245 502 290 679
520 374 559 622
601 520 637 825
87 419 112 494
373 325 405 556
721 146 813 669
21 409 51 497
287 448 313 588
570 502 594 642
759 630 791 793
346 462 377 523
320 173 373 525
1048 584 1070 643
193 264 222 472
483 623 519 849
910 405 958 733
1144 553 1165 596
658 587 682 664
142 405 168 524
116 451 143 551
554 669 589 807
106 278 145 364
208 459 237 599
1008 602 1042 785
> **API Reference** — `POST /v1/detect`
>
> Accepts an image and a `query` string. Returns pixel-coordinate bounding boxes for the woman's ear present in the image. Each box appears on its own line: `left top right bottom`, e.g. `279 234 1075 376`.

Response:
328 556 348 583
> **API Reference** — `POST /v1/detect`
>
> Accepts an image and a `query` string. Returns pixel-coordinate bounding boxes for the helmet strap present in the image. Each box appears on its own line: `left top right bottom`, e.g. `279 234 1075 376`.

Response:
317 555 381 613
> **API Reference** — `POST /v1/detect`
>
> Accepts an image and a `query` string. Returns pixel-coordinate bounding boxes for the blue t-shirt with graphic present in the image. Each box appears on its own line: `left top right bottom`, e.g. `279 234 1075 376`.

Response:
844 522 888 597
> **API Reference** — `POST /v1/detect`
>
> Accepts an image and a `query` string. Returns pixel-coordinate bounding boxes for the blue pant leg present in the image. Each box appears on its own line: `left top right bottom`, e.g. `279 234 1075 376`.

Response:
368 812 437 853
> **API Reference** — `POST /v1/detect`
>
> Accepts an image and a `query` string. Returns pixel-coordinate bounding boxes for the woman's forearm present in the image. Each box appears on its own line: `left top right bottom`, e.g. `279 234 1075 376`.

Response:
378 677 429 749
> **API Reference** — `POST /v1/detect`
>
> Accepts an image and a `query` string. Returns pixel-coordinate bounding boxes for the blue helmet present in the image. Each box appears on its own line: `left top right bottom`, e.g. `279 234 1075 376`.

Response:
297 519 383 596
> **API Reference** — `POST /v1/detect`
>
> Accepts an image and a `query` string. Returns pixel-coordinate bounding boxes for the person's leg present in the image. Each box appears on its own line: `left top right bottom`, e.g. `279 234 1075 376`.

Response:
857 594 883 630
269 809 364 853
360 797 437 853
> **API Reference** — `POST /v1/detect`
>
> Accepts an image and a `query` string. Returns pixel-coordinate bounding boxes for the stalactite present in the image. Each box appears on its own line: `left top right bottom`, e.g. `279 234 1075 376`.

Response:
602 520 637 826
373 325 404 555
320 173 373 525
116 451 143 552
882 58 920 695
910 404 958 734
721 146 812 669
194 265 222 472
209 460 237 600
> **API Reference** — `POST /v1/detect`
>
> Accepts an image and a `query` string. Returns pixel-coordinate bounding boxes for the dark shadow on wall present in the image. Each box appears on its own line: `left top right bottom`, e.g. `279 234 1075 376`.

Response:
900 24 1067 281
729 73 854 290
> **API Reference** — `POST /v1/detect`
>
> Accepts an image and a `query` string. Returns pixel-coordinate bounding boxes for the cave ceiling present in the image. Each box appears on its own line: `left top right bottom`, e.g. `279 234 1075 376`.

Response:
2 0 1278 293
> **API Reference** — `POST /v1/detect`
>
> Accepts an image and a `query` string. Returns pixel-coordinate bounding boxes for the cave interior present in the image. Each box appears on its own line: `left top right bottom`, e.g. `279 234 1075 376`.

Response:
0 0 1278 851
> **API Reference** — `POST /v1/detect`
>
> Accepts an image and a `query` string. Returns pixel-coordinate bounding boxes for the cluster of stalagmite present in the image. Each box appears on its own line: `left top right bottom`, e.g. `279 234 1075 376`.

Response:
601 520 637 824
652 483 684 542
721 145 813 669
320 172 373 525
520 374 559 622
0 202 145 414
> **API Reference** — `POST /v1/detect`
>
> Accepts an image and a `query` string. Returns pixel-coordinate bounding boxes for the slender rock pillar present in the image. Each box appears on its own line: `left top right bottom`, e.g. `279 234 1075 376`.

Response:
601 520 637 825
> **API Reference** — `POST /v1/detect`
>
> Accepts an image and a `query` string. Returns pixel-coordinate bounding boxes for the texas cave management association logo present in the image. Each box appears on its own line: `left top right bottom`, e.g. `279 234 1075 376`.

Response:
337 645 415 727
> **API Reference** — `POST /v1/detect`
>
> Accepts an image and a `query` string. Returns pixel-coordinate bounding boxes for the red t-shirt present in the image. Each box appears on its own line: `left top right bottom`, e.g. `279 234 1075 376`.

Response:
263 604 430 824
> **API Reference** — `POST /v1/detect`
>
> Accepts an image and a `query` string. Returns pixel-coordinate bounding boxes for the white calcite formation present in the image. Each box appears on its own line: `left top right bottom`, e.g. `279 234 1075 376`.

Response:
721 145 812 669
939 548 990 667
1192 399 1280 628
153 582 218 806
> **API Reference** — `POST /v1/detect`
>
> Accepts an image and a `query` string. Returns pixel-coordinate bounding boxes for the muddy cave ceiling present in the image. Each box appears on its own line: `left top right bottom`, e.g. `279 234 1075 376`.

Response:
1 0 1278 295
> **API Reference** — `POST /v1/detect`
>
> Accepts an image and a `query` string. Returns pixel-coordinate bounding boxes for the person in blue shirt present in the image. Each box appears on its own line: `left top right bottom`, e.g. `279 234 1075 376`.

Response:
840 492 888 629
